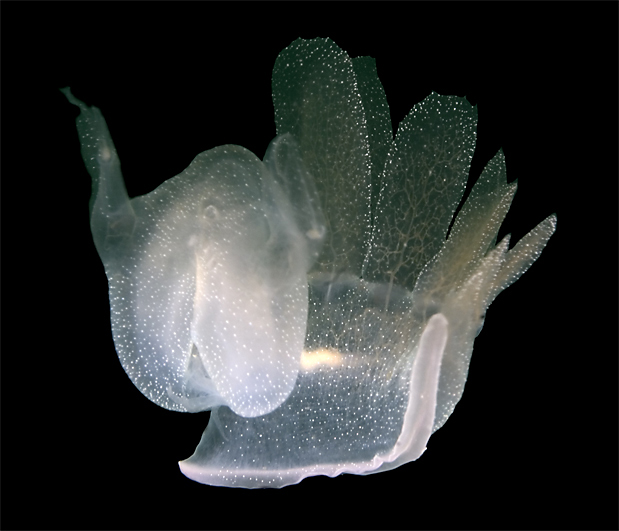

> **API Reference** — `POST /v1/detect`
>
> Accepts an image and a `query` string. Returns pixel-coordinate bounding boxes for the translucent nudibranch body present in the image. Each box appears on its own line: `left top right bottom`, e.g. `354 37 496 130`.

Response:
63 37 556 488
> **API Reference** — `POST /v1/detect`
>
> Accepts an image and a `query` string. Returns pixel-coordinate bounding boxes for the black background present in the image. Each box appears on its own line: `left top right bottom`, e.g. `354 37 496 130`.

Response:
3 2 617 530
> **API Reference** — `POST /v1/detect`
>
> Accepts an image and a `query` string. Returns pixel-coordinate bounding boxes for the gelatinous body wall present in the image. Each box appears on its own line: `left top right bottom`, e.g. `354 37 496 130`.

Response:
64 37 556 488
